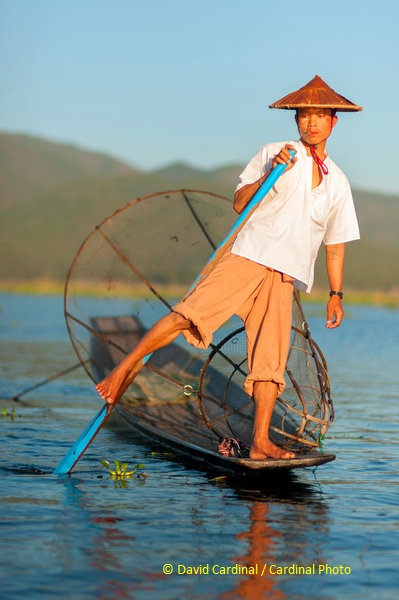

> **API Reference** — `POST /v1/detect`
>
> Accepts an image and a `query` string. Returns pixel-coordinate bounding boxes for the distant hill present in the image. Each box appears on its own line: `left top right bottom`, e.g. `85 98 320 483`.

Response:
352 189 399 250
152 162 244 186
0 133 137 210
0 132 398 293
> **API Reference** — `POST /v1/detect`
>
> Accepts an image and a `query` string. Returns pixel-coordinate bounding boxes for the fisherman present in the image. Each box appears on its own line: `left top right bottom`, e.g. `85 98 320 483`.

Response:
96 75 361 460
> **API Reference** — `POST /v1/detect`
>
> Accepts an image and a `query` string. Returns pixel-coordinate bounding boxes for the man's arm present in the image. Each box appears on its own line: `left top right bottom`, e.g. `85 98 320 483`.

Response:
233 172 269 214
233 144 297 214
325 243 345 329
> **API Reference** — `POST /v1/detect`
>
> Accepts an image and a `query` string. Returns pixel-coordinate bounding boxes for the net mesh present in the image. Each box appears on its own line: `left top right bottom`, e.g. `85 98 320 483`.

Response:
64 189 334 452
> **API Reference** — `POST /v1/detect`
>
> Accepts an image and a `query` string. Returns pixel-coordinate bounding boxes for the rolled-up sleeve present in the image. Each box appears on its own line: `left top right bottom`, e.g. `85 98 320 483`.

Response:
324 180 360 245
235 146 273 191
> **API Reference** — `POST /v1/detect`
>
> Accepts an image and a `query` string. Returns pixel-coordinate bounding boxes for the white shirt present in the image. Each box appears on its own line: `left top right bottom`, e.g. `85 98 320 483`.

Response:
232 140 360 292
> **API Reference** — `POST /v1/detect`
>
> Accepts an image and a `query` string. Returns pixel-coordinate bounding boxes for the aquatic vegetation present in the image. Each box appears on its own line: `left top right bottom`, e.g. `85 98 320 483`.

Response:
1 407 15 421
101 459 146 481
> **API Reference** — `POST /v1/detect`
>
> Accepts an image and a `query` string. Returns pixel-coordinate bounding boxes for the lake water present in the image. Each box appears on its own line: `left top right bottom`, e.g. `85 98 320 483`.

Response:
0 292 398 599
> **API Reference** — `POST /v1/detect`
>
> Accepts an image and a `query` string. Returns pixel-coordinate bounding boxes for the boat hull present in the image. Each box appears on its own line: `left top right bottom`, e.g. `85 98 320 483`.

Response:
116 397 335 473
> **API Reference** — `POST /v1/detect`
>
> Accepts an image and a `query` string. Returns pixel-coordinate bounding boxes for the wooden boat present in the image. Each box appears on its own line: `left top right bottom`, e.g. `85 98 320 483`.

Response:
89 314 335 473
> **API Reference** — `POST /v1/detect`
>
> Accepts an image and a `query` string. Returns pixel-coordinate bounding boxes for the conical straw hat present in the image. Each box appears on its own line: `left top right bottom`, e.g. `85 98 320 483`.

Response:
269 75 362 112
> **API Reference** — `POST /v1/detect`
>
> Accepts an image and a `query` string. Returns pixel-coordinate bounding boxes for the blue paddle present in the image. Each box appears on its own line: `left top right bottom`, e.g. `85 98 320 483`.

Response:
53 150 295 474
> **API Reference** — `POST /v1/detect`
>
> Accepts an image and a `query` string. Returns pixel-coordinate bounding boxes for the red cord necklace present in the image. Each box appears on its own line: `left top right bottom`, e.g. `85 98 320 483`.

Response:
310 145 329 175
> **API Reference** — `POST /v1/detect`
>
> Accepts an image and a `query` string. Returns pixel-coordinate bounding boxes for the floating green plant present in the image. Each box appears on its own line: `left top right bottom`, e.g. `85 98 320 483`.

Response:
101 459 146 481
1 407 15 421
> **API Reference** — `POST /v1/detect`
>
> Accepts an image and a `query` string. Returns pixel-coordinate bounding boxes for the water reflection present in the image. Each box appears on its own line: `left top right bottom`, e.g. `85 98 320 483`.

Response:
51 458 330 600
216 475 329 599
55 476 138 599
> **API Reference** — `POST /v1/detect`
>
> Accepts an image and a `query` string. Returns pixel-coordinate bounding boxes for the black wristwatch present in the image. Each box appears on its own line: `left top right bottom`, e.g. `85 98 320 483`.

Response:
329 290 343 299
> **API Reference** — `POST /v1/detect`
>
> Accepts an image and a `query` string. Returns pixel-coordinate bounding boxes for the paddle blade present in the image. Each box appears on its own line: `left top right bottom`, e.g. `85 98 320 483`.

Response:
53 403 113 474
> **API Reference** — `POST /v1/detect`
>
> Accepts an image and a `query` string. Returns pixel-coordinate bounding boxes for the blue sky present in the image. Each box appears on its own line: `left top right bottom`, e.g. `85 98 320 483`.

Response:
1 0 398 194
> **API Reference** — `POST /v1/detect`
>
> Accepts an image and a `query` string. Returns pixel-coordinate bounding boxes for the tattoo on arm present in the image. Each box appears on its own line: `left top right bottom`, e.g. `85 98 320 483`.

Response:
326 245 343 260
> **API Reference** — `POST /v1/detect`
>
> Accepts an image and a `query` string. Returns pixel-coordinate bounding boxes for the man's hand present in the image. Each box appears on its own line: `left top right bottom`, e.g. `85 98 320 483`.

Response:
326 295 344 328
272 144 297 171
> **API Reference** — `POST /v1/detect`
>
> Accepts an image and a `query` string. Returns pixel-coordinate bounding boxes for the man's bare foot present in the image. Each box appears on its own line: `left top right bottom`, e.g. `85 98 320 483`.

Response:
250 439 295 460
96 361 142 405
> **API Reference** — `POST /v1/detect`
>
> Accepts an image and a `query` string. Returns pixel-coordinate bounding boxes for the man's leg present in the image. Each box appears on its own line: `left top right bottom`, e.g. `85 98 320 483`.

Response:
96 312 192 404
250 381 295 459
238 270 295 459
97 250 264 406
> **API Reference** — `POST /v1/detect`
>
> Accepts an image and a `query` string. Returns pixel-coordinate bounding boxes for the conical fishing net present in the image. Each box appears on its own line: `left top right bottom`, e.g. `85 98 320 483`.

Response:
65 189 334 452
